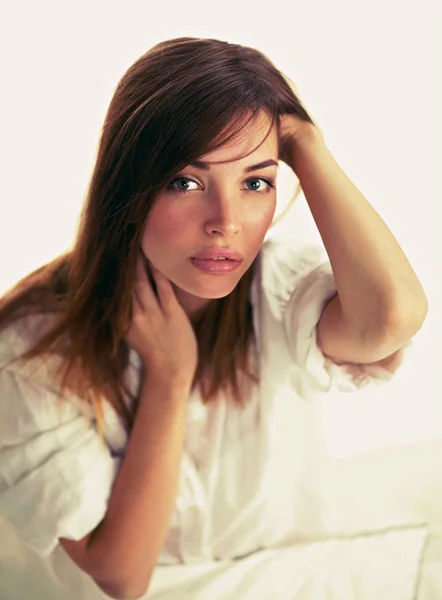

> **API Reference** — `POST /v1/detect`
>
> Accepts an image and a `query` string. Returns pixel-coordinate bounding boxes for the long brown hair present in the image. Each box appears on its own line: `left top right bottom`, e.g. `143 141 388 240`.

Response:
0 37 315 438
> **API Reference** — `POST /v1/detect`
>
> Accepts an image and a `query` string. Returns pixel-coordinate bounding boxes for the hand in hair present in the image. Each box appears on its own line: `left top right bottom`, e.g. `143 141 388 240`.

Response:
278 113 323 167
125 253 198 387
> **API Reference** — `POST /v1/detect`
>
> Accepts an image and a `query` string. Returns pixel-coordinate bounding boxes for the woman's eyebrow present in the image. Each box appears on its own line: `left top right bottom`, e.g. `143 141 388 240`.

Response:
189 159 279 173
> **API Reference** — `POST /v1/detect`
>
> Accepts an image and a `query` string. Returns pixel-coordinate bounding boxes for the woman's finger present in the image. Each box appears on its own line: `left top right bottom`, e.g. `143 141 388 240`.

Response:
150 266 178 313
133 254 159 312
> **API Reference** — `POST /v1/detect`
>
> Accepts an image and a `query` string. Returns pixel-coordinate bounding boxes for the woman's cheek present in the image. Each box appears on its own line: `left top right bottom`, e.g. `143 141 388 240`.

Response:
247 201 277 238
142 203 188 246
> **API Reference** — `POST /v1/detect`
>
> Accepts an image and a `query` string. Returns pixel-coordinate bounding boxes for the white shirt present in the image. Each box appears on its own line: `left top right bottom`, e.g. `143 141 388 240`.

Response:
0 238 411 565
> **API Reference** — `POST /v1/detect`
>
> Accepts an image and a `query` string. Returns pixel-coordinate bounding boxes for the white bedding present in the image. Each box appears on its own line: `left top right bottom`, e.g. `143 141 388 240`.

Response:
417 531 442 600
1 431 441 599
0 520 438 600
147 526 429 600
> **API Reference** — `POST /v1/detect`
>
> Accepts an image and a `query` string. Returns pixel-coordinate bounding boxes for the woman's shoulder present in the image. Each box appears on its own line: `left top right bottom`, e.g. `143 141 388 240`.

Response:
260 237 327 284
251 236 328 309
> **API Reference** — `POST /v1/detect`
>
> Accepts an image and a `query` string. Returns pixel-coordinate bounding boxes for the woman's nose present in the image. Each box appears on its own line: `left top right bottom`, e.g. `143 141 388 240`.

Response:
203 196 241 237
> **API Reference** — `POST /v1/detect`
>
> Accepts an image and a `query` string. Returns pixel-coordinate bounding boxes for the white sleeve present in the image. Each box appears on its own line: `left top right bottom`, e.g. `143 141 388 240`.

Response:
282 257 413 393
0 366 121 556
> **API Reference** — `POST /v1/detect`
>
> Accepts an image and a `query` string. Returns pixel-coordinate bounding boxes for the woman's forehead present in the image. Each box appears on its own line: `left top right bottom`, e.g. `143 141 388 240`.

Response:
197 114 278 166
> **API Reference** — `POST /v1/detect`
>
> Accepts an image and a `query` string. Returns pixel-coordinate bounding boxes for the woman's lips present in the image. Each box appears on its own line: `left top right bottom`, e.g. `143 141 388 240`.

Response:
190 257 242 273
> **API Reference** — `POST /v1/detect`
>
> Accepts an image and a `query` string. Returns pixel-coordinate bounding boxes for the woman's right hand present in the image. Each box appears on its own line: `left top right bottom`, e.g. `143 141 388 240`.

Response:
125 252 199 387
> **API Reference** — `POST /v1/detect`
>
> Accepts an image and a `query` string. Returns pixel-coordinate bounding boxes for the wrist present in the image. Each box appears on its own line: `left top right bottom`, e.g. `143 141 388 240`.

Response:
142 371 193 396
294 123 323 149
287 124 325 172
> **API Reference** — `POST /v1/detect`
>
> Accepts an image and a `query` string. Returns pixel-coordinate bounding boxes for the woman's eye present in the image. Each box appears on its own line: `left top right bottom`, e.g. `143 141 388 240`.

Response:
244 178 275 193
167 177 199 192
167 176 276 194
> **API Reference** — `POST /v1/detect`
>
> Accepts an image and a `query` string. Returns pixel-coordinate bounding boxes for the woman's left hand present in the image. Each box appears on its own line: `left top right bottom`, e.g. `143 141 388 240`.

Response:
278 114 323 167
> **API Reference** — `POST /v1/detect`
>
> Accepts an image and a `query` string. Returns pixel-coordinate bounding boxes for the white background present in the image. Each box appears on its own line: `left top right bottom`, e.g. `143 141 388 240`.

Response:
0 0 440 455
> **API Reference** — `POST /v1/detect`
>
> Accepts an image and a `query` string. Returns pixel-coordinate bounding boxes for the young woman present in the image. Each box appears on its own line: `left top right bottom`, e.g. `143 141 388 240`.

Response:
0 37 428 599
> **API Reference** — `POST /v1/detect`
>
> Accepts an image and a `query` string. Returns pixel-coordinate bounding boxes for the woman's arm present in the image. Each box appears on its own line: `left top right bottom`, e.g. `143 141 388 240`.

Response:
279 118 428 364
60 374 190 600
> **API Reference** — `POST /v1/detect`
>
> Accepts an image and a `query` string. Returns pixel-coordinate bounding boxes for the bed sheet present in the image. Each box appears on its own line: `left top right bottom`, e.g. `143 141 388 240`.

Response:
417 530 442 600
0 523 439 599
145 525 429 600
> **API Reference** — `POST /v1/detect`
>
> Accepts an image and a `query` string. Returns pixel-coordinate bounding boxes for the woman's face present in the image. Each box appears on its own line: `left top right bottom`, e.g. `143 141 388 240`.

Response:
140 112 279 320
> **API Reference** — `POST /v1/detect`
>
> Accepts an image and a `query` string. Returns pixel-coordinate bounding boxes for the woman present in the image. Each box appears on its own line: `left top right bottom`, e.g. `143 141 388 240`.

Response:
0 37 428 599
